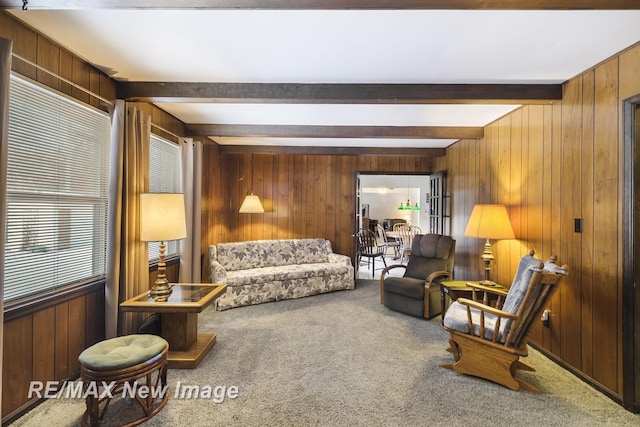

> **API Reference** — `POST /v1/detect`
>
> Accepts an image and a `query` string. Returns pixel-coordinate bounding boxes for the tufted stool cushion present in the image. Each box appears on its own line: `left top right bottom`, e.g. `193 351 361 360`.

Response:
79 334 168 371
79 334 169 427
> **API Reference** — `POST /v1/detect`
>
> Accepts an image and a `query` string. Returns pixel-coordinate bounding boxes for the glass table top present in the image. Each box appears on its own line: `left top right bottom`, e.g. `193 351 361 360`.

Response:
125 284 225 305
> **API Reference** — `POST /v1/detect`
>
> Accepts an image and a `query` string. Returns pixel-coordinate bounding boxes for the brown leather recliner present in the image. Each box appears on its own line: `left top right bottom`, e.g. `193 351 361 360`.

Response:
380 234 455 319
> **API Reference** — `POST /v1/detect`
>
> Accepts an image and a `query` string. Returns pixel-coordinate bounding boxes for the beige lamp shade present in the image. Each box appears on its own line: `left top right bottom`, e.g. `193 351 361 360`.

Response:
464 204 515 240
239 193 265 213
140 193 188 242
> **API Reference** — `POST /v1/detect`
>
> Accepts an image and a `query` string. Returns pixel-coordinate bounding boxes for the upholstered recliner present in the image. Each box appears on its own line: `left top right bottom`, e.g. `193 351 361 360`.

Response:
379 234 455 319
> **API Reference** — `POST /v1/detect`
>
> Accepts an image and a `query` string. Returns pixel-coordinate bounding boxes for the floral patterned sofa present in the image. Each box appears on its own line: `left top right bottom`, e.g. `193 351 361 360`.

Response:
208 238 355 310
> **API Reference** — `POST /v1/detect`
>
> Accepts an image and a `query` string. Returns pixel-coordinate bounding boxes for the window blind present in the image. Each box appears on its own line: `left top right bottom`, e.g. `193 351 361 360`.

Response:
4 75 111 302
148 134 182 260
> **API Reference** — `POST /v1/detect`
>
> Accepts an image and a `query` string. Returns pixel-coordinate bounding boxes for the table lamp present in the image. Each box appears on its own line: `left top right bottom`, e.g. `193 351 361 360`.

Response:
140 193 187 301
464 204 515 285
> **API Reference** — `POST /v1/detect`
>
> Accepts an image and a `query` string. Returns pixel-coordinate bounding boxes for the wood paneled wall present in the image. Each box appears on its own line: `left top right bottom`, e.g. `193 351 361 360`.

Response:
0 12 116 113
0 12 186 421
0 11 118 422
201 148 435 279
434 42 640 398
2 287 105 419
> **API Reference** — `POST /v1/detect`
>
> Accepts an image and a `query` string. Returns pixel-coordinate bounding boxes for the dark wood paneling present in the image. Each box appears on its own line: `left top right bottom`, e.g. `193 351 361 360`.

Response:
131 101 186 143
35 35 59 91
559 76 583 370
202 151 435 273
67 296 86 375
433 43 640 399
581 70 596 378
0 11 117 111
54 303 69 381
2 287 105 420
32 307 55 383
0 12 37 79
592 56 620 390
0 13 180 422
1 316 32 417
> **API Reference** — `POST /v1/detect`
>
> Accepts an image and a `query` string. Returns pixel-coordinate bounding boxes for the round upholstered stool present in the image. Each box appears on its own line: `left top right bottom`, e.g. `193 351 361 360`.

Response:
78 334 169 427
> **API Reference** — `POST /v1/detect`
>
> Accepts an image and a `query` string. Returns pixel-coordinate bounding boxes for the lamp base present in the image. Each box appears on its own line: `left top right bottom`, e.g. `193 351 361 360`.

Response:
150 279 172 302
480 238 495 284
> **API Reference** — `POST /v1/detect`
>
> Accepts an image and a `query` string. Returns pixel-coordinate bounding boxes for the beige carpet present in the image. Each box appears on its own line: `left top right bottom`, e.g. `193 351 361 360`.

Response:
12 279 640 426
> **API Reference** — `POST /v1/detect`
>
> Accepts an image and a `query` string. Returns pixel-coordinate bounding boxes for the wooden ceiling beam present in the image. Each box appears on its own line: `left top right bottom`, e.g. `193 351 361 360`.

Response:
118 82 561 104
217 144 447 157
4 1 640 10
186 124 483 139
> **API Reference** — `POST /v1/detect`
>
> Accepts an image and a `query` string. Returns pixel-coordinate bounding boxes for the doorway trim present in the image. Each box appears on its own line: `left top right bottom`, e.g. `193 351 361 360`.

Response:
622 93 640 412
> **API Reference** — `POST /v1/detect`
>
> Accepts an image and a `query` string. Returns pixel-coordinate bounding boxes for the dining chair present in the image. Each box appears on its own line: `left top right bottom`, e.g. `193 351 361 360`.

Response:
397 225 421 263
376 224 400 258
356 228 387 277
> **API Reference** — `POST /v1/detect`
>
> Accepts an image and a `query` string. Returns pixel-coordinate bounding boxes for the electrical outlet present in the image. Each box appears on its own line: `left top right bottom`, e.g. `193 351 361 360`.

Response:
574 218 583 233
541 309 550 327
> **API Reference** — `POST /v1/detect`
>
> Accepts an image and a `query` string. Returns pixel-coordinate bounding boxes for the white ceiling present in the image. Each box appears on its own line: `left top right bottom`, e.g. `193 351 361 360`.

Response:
8 8 640 149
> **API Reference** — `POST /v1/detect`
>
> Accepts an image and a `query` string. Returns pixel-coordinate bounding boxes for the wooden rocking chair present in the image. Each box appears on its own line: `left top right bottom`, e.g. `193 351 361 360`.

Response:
441 251 568 393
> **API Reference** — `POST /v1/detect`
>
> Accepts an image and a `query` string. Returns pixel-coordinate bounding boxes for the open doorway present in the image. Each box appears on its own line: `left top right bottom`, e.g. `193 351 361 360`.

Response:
354 173 430 279
358 174 430 232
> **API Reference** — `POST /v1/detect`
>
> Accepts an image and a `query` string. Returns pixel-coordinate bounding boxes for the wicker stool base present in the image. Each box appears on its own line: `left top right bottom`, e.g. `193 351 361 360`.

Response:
80 343 168 427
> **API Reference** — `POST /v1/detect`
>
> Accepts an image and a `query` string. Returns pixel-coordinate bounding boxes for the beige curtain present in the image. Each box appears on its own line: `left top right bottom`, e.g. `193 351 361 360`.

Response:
0 36 13 415
105 101 150 337
179 137 203 283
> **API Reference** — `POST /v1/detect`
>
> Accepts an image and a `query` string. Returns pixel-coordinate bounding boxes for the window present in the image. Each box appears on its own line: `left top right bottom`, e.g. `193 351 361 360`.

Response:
147 134 182 261
4 76 111 303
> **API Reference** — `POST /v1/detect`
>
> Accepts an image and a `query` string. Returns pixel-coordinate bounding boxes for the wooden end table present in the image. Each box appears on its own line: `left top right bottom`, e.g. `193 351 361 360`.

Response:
120 283 227 369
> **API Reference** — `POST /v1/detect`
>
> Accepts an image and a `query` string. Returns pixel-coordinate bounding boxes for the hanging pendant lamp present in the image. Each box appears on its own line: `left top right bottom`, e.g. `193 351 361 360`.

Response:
239 154 265 213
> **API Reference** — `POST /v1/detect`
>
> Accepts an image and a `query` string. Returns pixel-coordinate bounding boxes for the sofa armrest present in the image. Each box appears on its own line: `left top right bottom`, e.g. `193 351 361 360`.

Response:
209 260 227 283
328 253 351 266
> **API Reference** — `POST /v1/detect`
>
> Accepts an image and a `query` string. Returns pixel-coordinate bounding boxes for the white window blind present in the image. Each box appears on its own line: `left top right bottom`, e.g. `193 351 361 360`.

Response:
148 134 182 260
4 75 111 302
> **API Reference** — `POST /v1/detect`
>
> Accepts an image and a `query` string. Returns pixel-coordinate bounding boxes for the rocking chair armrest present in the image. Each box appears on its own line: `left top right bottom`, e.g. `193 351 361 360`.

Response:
455 298 519 320
466 282 509 297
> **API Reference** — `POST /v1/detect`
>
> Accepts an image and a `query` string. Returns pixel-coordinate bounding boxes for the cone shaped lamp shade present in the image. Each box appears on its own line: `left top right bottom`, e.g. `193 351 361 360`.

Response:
464 204 514 284
239 193 265 213
464 204 515 240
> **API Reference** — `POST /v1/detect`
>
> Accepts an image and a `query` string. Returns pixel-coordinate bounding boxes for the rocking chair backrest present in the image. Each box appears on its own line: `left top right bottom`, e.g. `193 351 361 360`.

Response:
441 252 568 393
505 258 567 347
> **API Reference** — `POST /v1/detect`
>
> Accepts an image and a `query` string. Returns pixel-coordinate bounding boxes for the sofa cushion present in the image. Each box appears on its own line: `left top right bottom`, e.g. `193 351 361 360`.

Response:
258 240 297 267
225 263 350 286
294 238 329 264
217 241 262 271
